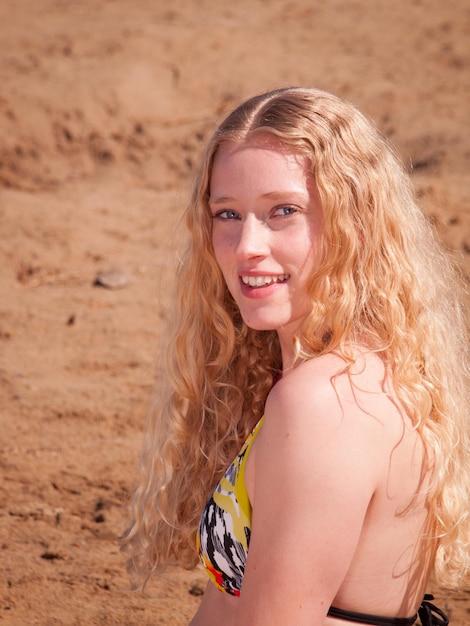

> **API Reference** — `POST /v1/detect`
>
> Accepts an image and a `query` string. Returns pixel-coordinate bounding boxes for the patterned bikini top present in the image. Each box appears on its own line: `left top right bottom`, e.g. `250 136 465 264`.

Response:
196 416 263 596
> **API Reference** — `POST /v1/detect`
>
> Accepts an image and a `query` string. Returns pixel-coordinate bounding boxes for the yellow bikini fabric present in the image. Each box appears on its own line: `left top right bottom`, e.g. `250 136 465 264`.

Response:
197 417 264 596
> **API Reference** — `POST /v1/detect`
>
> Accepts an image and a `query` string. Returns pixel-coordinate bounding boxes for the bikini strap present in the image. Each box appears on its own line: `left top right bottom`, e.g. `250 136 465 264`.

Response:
327 595 449 626
326 606 417 626
417 594 449 626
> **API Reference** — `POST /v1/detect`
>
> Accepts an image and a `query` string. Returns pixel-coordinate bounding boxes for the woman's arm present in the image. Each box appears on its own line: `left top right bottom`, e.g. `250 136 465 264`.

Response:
235 355 387 626
190 580 239 626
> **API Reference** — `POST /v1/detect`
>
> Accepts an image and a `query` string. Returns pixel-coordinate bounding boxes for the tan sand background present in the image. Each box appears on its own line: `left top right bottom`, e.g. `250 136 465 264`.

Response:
0 1 469 624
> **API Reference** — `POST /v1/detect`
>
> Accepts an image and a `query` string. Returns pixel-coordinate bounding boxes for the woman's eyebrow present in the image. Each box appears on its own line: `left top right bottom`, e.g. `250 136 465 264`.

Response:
209 196 235 206
261 190 307 201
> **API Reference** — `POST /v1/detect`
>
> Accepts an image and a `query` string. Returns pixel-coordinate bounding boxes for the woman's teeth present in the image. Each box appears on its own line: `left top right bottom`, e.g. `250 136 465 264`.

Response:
241 274 289 287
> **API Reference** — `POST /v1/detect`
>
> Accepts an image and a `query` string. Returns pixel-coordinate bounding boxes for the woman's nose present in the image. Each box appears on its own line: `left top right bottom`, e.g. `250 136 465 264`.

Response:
235 215 270 260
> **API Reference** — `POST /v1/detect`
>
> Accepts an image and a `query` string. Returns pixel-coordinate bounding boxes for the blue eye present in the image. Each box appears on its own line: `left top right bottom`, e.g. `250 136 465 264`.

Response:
274 205 297 216
213 210 240 220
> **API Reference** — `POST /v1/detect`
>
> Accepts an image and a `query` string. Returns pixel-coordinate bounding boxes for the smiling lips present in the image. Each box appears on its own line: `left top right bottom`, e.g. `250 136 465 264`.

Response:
241 274 290 287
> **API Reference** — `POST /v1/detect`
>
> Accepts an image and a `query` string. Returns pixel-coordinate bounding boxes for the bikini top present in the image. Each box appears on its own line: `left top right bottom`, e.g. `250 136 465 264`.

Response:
196 417 448 626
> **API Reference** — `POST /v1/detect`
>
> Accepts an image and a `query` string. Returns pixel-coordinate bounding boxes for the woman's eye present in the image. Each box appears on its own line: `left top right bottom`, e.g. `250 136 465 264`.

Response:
274 205 298 217
213 210 240 220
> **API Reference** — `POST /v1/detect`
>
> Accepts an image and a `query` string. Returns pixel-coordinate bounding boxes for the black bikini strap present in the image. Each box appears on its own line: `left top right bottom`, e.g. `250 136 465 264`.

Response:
327 606 417 626
417 594 449 626
327 594 449 626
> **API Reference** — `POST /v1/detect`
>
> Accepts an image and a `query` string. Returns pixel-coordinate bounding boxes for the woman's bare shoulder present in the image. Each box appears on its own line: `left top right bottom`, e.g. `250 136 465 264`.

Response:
270 349 389 401
264 350 405 451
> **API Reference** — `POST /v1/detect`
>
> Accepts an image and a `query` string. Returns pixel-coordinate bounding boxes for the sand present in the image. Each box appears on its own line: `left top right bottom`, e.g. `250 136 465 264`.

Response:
0 1 469 624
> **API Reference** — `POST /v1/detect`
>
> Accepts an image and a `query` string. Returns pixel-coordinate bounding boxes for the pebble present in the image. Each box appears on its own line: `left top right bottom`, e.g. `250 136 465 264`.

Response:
93 269 132 289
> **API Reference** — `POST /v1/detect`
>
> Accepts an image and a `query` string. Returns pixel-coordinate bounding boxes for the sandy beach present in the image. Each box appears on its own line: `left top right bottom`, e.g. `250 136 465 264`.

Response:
0 1 469 624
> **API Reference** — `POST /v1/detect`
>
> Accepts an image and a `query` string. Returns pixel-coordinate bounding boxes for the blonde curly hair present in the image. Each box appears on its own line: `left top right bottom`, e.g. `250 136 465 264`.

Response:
119 87 470 591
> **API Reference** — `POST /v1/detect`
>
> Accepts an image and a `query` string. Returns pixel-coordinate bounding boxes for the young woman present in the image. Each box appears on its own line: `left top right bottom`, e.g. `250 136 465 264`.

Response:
120 87 469 625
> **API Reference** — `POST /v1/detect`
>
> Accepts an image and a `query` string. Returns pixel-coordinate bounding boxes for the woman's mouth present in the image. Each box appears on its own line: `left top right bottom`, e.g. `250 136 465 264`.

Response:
240 274 290 288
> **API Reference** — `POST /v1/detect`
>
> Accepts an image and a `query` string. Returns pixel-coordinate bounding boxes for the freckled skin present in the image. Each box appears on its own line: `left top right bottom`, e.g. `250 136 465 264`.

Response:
210 136 323 362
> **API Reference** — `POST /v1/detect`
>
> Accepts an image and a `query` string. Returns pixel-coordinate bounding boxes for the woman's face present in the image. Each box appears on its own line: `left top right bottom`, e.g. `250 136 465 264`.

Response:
209 135 323 348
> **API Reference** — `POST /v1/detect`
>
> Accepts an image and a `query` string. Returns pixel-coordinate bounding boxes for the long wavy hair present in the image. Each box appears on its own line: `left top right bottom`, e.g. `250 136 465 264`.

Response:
119 87 470 591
